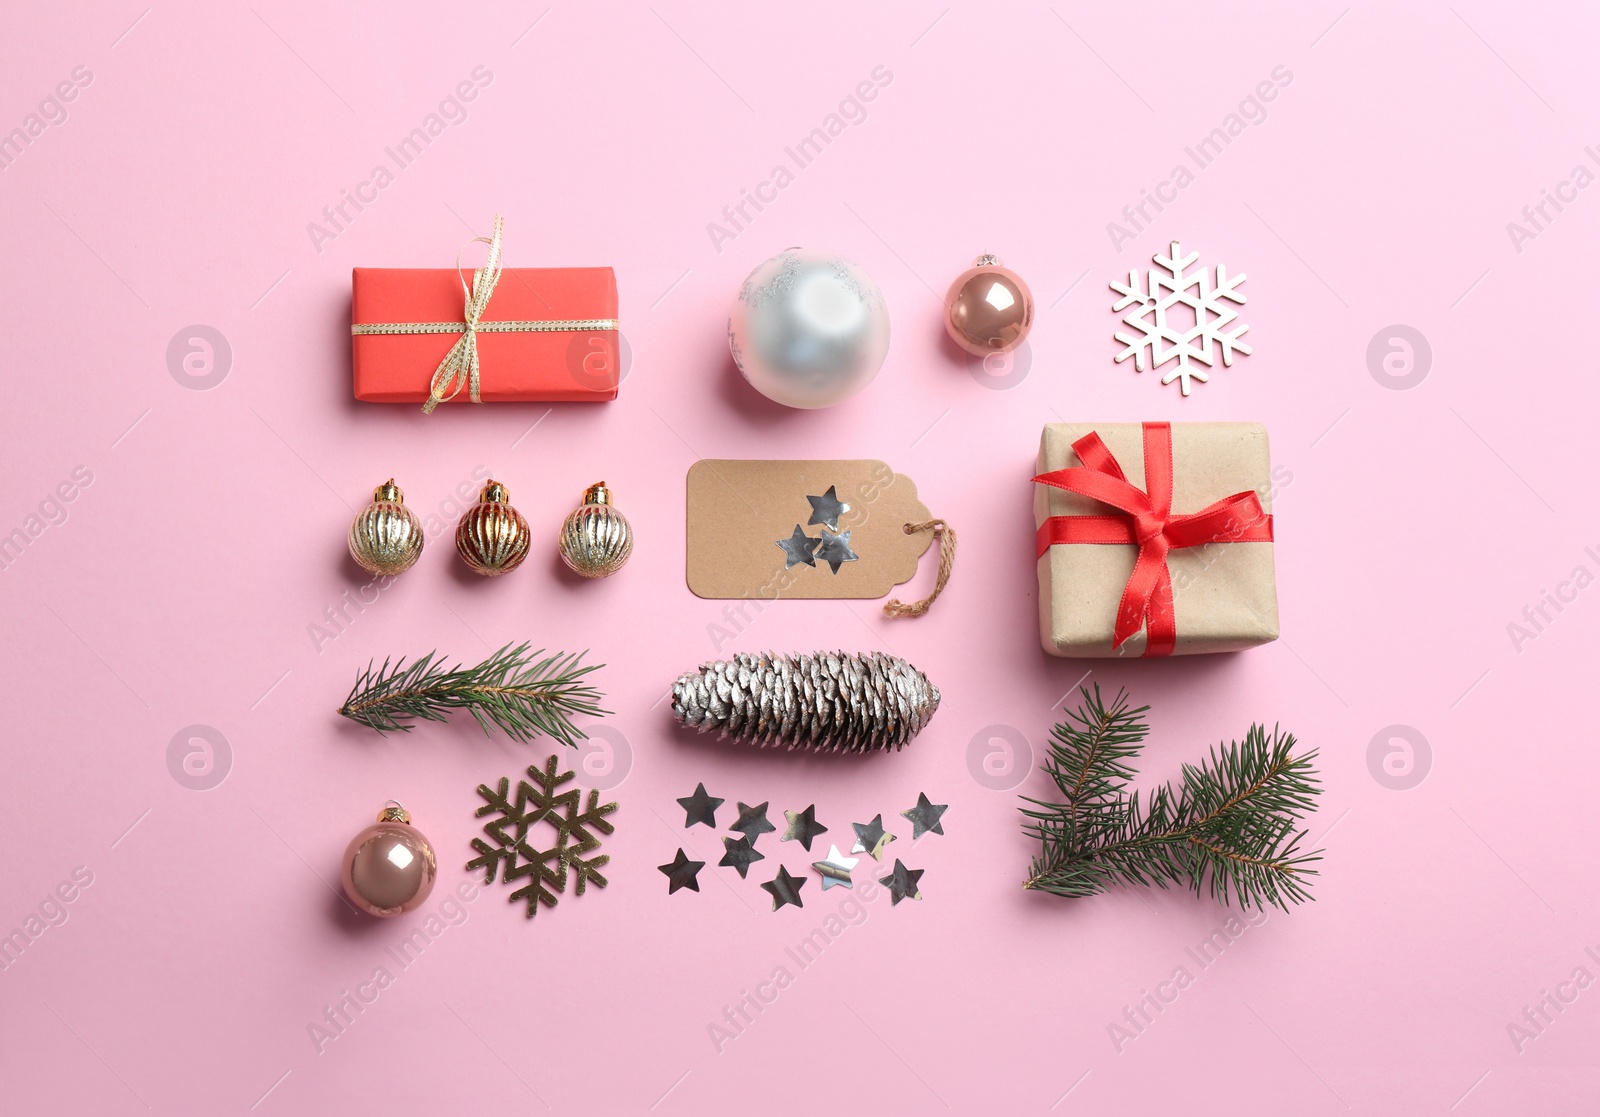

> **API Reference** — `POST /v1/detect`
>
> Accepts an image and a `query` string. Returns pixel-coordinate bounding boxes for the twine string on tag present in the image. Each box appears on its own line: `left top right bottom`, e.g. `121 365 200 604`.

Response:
883 519 955 619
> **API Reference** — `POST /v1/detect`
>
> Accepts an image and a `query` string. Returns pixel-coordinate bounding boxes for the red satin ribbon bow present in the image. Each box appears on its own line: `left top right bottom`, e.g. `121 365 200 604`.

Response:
1032 422 1273 656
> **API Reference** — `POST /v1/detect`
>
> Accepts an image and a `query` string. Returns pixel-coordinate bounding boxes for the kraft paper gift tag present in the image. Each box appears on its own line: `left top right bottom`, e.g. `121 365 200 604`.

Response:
686 460 950 609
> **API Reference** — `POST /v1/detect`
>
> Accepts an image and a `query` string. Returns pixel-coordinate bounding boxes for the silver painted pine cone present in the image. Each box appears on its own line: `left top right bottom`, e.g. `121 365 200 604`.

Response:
671 651 940 754
348 479 424 576
559 482 633 578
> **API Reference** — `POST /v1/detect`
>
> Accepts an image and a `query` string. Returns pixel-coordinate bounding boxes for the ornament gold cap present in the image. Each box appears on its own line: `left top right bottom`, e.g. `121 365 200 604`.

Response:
378 801 411 824
373 479 404 504
582 482 611 507
974 253 1002 267
480 480 510 503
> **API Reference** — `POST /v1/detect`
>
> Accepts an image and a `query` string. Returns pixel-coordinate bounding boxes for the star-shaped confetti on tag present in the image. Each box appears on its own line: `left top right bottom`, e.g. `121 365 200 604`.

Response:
806 485 851 530
776 525 819 569
816 529 858 574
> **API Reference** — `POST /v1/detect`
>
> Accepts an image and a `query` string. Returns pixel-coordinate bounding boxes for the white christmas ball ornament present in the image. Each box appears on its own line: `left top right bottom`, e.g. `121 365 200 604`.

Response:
729 249 891 409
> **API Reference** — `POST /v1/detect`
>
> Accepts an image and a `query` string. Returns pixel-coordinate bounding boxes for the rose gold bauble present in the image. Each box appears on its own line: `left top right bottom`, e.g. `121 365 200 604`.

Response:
341 803 437 918
455 479 531 576
943 254 1034 357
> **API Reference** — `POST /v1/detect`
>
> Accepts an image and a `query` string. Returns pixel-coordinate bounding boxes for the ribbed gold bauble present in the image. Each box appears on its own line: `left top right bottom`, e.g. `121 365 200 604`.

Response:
348 479 425 576
455 480 531 576
558 482 633 578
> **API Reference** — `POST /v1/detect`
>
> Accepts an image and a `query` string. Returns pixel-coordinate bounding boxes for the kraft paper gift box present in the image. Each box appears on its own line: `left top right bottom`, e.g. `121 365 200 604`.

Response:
351 263 619 405
1033 421 1279 657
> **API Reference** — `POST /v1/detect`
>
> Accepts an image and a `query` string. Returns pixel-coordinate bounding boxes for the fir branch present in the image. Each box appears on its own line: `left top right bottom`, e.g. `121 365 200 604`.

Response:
338 643 607 748
1022 687 1323 911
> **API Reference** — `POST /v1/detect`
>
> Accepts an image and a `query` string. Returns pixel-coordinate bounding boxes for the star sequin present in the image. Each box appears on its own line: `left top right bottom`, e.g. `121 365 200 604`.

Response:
901 793 948 839
658 849 704 894
761 865 807 911
719 834 766 879
776 525 819 569
811 844 859 890
730 801 777 844
850 814 897 861
806 485 851 530
879 859 924 905
676 782 723 829
815 529 858 574
781 804 829 851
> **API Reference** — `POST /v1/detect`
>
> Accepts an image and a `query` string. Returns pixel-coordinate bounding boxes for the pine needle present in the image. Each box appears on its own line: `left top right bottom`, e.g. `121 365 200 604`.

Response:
1021 685 1323 911
338 643 607 748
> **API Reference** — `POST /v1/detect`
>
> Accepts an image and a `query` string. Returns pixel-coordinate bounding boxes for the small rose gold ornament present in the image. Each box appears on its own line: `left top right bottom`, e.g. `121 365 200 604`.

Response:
558 482 633 578
455 479 531 576
348 479 425 576
341 802 438 918
943 254 1035 357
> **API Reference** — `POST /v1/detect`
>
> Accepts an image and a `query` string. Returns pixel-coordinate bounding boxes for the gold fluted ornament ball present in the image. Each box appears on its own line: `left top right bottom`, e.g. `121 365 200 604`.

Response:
558 482 633 578
456 480 531 576
348 479 425 576
341 803 437 918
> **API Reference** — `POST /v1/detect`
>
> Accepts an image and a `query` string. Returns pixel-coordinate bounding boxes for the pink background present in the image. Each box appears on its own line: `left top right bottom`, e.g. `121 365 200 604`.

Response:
1 2 1595 1113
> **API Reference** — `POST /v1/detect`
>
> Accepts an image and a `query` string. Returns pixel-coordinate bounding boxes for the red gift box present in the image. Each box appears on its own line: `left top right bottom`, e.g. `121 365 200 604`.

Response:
351 259 619 406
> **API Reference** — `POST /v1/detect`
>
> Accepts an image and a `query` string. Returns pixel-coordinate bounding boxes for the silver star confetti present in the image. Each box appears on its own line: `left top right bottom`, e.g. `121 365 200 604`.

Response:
676 783 723 829
851 815 897 861
816 529 858 574
730 801 777 844
879 859 924 905
811 844 859 890
761 866 807 910
658 849 704 894
719 834 765 879
901 792 948 838
806 485 851 530
781 804 829 851
776 525 819 569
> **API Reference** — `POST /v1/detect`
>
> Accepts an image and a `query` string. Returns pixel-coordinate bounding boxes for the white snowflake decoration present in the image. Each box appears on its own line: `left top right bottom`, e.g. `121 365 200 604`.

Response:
1110 241 1251 396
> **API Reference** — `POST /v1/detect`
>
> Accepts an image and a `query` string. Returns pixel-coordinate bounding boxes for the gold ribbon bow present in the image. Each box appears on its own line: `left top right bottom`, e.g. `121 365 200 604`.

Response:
423 213 507 413
350 214 619 413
